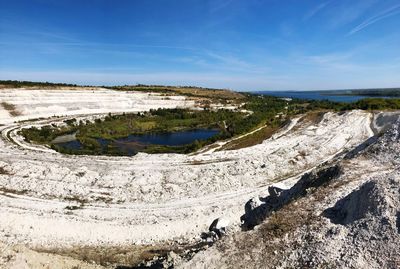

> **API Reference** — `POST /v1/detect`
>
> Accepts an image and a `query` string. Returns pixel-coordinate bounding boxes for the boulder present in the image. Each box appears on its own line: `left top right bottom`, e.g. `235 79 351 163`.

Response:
209 217 230 237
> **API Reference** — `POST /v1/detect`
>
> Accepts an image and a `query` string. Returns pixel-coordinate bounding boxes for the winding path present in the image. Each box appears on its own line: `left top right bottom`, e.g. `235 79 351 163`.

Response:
0 88 374 248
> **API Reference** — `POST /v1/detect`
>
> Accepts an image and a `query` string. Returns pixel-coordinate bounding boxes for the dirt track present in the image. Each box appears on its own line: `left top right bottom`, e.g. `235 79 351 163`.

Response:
0 88 374 249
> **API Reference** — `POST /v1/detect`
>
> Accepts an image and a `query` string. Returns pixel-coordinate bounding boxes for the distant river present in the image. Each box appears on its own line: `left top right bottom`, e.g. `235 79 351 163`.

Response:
255 91 382 103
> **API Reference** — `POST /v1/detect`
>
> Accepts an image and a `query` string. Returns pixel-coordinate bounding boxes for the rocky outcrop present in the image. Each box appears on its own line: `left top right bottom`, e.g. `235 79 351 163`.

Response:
313 173 400 268
241 164 342 229
181 118 400 269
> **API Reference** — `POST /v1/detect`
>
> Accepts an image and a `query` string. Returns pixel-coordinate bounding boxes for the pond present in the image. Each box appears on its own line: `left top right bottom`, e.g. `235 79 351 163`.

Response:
54 129 220 155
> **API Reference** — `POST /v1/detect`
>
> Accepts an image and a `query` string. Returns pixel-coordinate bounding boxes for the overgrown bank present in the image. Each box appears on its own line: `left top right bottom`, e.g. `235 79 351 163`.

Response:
19 93 400 156
20 94 296 155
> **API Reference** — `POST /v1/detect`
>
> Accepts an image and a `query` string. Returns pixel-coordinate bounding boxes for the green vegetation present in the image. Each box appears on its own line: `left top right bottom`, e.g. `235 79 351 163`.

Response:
342 98 400 110
0 80 79 88
20 109 247 155
288 97 400 111
78 109 239 139
19 92 400 156
322 88 400 97
21 94 294 155
21 124 77 144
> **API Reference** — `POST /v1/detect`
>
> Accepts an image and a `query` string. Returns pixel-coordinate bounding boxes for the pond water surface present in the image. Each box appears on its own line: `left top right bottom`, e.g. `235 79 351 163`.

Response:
55 129 219 155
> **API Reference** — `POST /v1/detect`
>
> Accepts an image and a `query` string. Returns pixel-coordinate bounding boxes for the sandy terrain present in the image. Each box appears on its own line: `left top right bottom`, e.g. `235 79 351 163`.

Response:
0 88 374 259
181 116 400 269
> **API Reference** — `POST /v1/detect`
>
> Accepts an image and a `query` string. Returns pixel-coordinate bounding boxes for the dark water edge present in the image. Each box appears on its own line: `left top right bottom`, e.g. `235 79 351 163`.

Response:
254 91 394 103
55 129 219 156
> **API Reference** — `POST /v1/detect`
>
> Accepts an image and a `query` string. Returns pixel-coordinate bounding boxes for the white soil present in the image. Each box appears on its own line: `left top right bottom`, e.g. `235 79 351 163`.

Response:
0 88 374 249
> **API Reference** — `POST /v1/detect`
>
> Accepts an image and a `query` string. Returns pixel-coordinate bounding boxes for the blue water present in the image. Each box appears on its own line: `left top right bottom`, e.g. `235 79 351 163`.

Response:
116 129 219 146
55 129 219 155
255 91 373 102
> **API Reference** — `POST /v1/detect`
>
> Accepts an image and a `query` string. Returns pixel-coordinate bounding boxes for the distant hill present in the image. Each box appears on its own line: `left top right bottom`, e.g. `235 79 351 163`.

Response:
112 85 245 100
0 80 79 88
0 80 245 100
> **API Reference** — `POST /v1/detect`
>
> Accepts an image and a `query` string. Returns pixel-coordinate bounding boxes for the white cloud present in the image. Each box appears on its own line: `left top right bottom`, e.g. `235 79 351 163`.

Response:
208 0 235 13
328 0 377 28
303 1 331 21
0 70 289 91
348 4 400 35
2 67 400 92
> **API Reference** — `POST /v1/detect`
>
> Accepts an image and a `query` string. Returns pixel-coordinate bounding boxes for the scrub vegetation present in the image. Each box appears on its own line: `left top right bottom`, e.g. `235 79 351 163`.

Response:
0 80 79 88
0 101 21 116
112 84 245 100
19 91 400 156
20 94 296 155
323 88 400 97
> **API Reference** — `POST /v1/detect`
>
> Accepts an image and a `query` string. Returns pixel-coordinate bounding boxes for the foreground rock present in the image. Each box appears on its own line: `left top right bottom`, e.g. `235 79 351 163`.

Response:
181 118 400 269
241 164 342 229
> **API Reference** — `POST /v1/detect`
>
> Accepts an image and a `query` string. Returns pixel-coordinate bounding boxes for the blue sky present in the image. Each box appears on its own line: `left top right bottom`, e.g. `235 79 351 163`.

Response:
1 0 400 91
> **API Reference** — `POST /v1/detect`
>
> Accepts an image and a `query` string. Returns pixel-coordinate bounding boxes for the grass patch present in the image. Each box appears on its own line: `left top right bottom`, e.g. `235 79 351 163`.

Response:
112 85 245 101
34 240 209 268
299 111 325 124
219 125 279 150
34 245 165 267
1 102 21 116
258 204 316 238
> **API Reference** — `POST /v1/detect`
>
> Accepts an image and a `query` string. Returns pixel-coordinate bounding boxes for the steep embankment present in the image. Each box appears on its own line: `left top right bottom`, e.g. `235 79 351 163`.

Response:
0 87 379 268
182 118 400 269
0 88 194 124
0 112 373 248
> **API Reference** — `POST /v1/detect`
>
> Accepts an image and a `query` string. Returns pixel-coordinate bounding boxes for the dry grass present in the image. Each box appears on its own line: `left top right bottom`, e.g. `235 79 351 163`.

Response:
64 195 89 205
34 241 203 268
291 111 326 133
173 87 244 100
258 200 317 239
220 126 278 151
188 158 234 165
215 163 350 268
301 111 326 124
0 166 8 175
34 245 167 267
1 101 21 116
216 194 319 269
0 187 27 196
117 85 245 100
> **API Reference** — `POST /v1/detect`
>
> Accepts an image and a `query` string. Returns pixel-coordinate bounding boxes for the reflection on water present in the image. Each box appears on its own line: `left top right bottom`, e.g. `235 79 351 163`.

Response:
54 129 219 155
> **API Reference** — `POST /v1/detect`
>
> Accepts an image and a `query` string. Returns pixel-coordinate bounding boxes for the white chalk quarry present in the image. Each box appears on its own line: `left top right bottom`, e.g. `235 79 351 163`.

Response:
0 88 374 251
